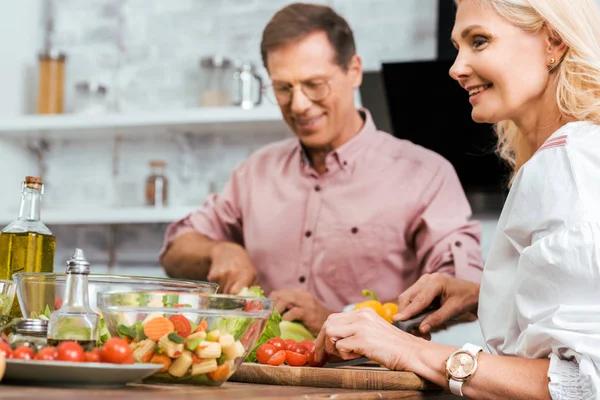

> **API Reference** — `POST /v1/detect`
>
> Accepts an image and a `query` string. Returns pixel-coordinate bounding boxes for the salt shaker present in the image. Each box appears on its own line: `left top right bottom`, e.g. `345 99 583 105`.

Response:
47 248 99 350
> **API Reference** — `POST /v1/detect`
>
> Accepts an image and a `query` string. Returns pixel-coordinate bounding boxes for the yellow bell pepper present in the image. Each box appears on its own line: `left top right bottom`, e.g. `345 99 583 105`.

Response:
353 289 397 323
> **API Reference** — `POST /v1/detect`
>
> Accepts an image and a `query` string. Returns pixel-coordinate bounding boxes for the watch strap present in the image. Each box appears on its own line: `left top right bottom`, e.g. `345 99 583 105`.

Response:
448 343 483 396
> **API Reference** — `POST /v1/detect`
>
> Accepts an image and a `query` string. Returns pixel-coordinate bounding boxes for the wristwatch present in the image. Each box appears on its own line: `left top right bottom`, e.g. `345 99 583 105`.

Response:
445 343 483 396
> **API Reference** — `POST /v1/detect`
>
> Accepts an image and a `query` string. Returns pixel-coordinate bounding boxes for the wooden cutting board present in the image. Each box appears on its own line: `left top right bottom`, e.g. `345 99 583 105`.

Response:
230 363 436 391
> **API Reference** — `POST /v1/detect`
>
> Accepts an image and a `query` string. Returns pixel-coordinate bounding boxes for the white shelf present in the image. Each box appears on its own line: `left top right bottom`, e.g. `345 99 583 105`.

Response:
0 206 198 226
0 106 287 140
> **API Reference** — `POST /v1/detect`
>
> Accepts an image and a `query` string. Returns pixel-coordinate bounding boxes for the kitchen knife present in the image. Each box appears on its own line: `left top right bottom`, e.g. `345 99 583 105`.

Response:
323 308 437 368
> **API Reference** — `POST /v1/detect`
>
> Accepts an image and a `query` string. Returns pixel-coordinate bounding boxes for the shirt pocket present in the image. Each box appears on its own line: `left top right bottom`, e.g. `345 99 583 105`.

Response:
314 222 397 290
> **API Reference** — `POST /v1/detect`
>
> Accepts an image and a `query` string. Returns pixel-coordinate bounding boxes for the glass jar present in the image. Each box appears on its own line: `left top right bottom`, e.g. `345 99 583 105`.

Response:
9 319 48 351
145 161 168 207
37 50 67 114
199 56 232 107
72 81 108 115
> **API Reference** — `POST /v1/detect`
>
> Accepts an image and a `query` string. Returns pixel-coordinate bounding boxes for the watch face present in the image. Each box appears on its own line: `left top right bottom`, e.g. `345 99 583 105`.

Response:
447 351 476 379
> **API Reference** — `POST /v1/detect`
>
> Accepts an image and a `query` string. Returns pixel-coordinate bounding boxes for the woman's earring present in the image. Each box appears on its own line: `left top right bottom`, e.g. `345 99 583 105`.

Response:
549 57 556 65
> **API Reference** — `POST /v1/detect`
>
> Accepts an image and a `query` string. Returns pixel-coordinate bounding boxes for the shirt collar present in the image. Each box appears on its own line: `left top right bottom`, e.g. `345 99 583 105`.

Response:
297 108 378 170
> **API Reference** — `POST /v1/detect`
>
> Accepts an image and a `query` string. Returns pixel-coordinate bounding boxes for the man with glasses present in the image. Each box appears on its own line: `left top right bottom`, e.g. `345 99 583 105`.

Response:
160 3 483 335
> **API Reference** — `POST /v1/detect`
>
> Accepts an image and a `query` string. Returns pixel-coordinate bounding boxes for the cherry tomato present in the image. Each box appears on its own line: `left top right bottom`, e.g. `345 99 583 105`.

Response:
266 337 286 351
307 350 327 367
244 299 264 311
300 340 315 353
54 297 63 310
256 344 277 364
283 339 297 349
35 346 58 361
101 337 132 364
122 355 135 364
57 341 85 362
0 340 12 358
266 350 286 366
287 343 308 355
12 345 35 360
84 348 103 363
285 350 308 367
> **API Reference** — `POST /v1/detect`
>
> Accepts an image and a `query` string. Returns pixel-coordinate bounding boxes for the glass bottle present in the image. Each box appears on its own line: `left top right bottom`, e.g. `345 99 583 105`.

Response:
0 176 56 317
8 319 48 352
47 248 99 351
145 160 168 207
37 50 67 114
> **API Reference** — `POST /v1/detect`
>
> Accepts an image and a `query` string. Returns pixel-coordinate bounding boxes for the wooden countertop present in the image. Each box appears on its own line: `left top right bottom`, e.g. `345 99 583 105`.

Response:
0 382 462 399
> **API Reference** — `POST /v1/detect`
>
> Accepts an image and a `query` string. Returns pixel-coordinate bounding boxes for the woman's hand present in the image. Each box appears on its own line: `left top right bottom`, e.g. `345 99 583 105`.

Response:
313 308 430 371
394 273 480 334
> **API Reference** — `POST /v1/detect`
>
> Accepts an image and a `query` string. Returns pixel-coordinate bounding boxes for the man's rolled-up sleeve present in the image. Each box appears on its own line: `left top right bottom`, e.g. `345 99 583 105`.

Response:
158 164 246 258
408 162 483 283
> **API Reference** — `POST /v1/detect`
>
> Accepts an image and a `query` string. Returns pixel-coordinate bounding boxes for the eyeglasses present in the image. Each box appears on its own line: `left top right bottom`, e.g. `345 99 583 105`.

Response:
262 80 332 106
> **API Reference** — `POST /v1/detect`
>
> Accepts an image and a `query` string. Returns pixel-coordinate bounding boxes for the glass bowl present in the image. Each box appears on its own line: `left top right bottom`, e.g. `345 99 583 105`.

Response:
97 290 273 386
0 279 17 315
12 273 219 319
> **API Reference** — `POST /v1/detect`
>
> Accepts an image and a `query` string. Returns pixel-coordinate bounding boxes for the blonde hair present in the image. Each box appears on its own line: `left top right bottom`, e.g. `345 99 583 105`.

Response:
456 0 600 183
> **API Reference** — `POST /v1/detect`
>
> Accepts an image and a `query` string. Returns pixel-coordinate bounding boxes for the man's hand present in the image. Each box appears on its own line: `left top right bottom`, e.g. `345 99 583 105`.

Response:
269 289 334 336
393 273 480 334
207 242 258 294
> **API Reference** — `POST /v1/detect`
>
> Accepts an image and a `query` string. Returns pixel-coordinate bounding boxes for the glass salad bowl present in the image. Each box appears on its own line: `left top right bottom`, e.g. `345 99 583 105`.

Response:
97 290 274 386
0 279 17 315
12 273 218 343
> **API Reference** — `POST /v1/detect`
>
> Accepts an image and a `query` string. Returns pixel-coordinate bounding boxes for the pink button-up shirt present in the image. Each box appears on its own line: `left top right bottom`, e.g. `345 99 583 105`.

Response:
162 109 483 311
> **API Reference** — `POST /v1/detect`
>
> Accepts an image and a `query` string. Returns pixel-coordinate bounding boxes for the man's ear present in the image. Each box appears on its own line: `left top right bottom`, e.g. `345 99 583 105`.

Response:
348 54 363 88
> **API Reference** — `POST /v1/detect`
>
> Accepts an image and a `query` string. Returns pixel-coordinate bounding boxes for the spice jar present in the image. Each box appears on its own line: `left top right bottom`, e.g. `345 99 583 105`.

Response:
72 81 108 115
9 319 48 351
145 161 168 207
37 50 67 114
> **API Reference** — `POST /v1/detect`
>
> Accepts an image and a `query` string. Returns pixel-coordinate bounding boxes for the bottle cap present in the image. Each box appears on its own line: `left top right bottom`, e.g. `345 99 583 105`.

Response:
66 248 90 275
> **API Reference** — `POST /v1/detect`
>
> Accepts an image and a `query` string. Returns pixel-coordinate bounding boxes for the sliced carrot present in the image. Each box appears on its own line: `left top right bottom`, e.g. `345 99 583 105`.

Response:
208 362 230 381
143 317 175 341
195 319 208 332
142 349 154 363
150 353 172 372
169 314 192 338
191 353 203 364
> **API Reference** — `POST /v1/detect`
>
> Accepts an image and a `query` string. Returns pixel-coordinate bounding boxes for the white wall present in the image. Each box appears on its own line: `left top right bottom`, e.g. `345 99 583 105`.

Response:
0 0 504 276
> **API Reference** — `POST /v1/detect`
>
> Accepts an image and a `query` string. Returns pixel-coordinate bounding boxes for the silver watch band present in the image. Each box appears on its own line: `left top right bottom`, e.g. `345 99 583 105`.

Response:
449 343 483 396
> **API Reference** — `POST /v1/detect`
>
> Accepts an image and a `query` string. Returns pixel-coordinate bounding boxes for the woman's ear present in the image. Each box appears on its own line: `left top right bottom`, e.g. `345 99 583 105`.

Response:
544 25 568 64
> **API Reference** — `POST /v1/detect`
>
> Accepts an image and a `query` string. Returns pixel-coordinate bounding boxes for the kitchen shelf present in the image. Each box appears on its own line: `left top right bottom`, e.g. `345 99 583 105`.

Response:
0 106 287 140
0 206 198 226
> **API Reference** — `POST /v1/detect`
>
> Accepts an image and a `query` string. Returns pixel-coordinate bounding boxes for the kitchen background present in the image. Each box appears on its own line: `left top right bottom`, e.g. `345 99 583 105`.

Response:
0 0 500 277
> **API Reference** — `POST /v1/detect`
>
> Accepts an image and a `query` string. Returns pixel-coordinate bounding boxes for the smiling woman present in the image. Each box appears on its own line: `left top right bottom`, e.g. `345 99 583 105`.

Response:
314 0 600 399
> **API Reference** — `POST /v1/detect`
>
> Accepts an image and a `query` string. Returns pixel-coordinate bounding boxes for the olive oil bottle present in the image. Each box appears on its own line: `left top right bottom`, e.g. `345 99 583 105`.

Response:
0 176 55 317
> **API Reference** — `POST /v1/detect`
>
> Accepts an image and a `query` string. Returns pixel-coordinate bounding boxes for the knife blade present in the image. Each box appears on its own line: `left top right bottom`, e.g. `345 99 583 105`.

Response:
323 308 437 368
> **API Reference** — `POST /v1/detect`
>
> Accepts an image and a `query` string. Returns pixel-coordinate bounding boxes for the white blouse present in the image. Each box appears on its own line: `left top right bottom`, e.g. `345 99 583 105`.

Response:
479 121 600 399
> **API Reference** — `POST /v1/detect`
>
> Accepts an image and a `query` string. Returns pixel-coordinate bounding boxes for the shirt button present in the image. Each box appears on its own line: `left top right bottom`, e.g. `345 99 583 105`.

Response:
351 227 358 234
299 276 306 283
315 185 321 192
455 241 462 247
343 161 348 166
305 231 312 238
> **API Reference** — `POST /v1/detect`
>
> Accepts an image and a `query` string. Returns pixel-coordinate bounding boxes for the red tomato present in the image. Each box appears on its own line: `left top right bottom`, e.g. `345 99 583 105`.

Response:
285 350 308 367
0 340 12 358
266 337 286 351
266 350 286 366
54 297 63 310
307 350 327 367
287 343 308 355
244 299 264 311
56 341 85 362
101 338 132 364
35 346 58 361
256 343 277 364
169 314 192 338
300 340 315 352
12 345 35 360
283 339 297 349
84 348 103 363
122 355 135 364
